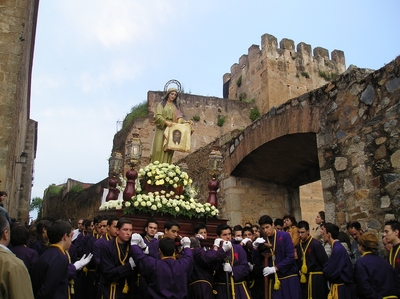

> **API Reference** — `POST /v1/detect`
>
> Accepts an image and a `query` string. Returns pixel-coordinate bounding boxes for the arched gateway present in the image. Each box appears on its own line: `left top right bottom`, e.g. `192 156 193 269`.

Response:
181 58 400 232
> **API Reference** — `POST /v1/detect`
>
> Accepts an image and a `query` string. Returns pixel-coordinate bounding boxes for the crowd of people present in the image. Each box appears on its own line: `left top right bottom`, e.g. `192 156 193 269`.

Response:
1 211 400 299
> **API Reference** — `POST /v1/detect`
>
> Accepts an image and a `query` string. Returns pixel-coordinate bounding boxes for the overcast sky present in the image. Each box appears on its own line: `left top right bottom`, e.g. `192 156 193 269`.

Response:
30 1 400 218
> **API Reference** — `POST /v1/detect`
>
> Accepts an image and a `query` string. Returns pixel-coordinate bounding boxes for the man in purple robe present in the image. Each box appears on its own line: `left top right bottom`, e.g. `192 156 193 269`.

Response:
188 236 231 299
255 215 301 299
99 218 136 299
354 232 399 298
213 224 252 299
130 233 193 299
322 223 356 299
296 220 328 299
31 220 92 299
384 220 400 284
10 225 39 273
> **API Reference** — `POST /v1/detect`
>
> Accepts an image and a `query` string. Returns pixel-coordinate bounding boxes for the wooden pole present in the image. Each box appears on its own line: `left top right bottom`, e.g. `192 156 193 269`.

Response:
262 252 272 299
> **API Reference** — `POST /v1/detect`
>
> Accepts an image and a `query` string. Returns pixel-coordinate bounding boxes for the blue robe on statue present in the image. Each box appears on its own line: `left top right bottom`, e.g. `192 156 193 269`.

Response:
354 252 399 299
131 245 193 299
214 243 252 299
323 240 356 299
254 230 301 299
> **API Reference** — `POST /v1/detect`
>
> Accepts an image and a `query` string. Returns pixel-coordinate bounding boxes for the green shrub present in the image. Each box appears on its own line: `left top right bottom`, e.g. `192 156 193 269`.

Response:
122 101 148 129
47 185 63 197
70 183 84 193
236 75 242 87
217 116 226 127
192 115 200 122
301 71 310 79
249 107 260 122
239 93 246 101
318 70 338 81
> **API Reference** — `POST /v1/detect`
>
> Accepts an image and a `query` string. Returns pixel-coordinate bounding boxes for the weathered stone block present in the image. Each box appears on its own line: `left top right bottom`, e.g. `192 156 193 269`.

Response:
381 195 391 208
343 179 354 194
334 157 347 171
391 150 400 169
321 169 336 189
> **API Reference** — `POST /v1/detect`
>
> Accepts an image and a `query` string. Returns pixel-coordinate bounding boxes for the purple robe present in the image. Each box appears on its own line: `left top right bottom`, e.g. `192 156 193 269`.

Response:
214 243 252 299
78 233 98 299
31 246 76 299
254 230 301 299
390 243 400 286
10 244 39 272
189 247 228 299
30 239 47 256
296 237 329 299
323 240 356 299
130 245 193 299
354 253 399 298
99 239 134 299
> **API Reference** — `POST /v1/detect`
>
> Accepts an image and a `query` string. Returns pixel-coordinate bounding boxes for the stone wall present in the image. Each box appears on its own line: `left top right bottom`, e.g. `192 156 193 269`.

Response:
223 33 346 114
0 0 39 222
211 57 400 229
113 91 256 175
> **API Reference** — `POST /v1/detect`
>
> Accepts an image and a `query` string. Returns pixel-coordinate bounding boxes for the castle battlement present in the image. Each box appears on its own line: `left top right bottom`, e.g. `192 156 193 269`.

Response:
223 33 346 114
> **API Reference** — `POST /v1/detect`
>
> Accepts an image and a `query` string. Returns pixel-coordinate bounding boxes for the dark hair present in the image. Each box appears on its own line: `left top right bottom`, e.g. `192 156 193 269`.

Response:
107 217 120 226
216 224 231 237
173 129 181 135
242 227 253 236
117 218 132 229
318 211 325 222
164 219 180 230
146 219 158 228
297 220 310 231
84 219 93 229
274 218 284 227
0 191 8 197
190 237 200 248
93 215 102 225
232 225 243 233
251 224 259 230
158 237 175 256
259 215 273 226
348 221 362 231
323 223 339 239
283 214 297 226
10 225 29 246
47 220 72 244
385 220 400 233
0 215 10 239
194 223 206 234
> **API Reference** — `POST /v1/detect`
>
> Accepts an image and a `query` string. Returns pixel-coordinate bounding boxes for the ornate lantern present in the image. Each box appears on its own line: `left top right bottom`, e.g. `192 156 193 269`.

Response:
123 135 142 201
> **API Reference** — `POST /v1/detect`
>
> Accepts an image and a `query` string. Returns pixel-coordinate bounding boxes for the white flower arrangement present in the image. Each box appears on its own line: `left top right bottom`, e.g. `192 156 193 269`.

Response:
138 161 192 188
99 162 219 219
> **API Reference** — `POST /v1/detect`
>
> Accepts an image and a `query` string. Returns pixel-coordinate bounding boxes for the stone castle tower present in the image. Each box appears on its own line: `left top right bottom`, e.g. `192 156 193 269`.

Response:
223 33 345 114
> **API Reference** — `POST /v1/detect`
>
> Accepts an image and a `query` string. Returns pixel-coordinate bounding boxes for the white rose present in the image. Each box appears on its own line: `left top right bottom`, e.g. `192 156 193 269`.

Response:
157 203 162 208
147 179 152 184
116 205 122 210
146 201 152 207
151 205 157 211
125 202 131 207
141 201 146 207
175 207 180 212
134 201 139 207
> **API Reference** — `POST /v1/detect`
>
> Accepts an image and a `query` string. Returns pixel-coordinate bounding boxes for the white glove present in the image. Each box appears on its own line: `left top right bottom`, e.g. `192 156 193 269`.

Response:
248 262 254 272
129 257 136 269
74 253 93 271
154 232 164 240
131 233 145 247
213 238 223 248
223 262 232 273
180 236 191 248
253 237 266 249
222 241 232 252
262 266 276 276
195 234 204 239
234 236 243 242
241 238 252 246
